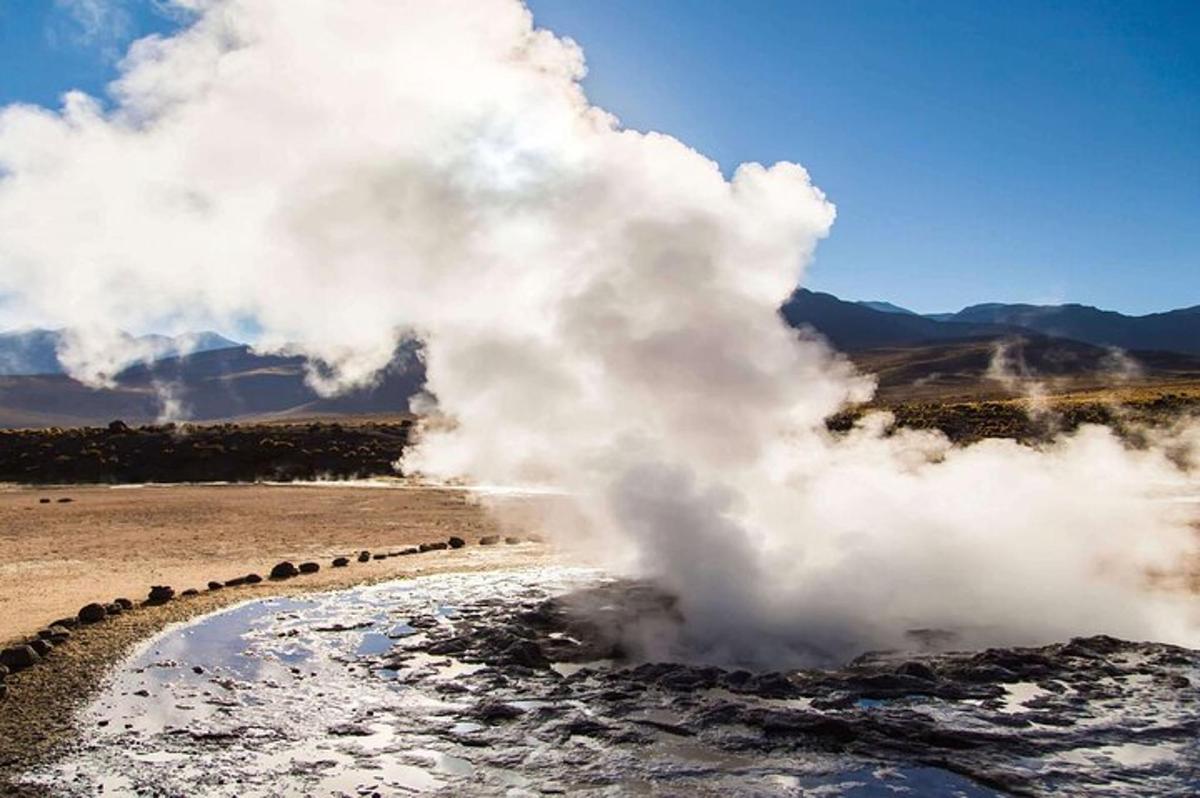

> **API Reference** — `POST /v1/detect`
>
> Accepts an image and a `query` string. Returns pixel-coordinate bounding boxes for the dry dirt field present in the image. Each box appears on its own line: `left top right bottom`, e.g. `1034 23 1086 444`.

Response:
0 482 550 644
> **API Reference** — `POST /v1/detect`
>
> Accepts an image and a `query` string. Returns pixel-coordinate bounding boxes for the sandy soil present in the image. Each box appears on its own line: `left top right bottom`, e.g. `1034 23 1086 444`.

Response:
0 482 555 781
0 482 554 643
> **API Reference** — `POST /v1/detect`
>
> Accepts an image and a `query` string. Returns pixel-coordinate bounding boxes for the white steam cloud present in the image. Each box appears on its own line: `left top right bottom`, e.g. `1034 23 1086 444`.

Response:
1 0 1196 664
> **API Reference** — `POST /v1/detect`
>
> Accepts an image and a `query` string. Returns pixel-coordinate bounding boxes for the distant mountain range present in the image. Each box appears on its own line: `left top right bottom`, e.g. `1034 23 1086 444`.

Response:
0 291 1196 426
0 329 240 376
840 294 1200 355
0 344 423 428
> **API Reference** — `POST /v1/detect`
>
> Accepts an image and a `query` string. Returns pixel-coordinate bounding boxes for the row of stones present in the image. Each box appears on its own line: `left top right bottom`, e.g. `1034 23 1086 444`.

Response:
0 532 535 699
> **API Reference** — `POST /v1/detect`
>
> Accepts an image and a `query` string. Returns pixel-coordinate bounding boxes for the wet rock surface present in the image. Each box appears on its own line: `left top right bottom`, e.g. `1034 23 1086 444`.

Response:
23 569 1200 796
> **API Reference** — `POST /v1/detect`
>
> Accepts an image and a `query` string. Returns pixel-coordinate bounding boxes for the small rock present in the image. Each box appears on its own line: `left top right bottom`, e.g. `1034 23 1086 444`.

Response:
504 536 521 545
473 699 526 722
113 598 133 610
479 535 500 546
896 662 937 682
57 497 73 504
147 585 175 605
419 542 448 552
298 562 320 574
270 561 300 580
526 533 545 543
0 664 8 679
52 617 79 630
207 581 224 590
192 666 204 675
107 419 131 434
27 638 53 657
132 689 149 698
358 551 371 562
244 573 263 584
373 553 387 560
448 537 466 549
38 498 50 504
104 602 124 615
181 588 199 597
0 684 6 701
1 645 40 672
78 603 107 624
224 577 248 587
332 557 350 567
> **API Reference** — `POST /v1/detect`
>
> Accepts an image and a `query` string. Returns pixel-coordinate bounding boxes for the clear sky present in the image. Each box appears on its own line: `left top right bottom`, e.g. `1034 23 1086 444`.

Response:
1 0 1196 314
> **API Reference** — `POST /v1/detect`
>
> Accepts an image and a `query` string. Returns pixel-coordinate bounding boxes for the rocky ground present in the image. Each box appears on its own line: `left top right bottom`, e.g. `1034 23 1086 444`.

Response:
20 571 1200 796
0 539 548 791
0 419 411 483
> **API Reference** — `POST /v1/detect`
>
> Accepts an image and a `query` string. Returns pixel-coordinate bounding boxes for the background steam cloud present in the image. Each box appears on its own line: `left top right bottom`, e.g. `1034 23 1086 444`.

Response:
1 0 1196 664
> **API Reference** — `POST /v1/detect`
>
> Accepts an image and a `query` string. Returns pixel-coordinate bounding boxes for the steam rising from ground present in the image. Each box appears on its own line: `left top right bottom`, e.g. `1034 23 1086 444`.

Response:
1 0 1196 664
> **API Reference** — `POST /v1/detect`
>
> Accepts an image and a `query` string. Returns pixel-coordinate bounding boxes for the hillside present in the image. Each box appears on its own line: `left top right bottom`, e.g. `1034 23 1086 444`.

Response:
0 345 424 428
0 329 239 376
933 302 1200 355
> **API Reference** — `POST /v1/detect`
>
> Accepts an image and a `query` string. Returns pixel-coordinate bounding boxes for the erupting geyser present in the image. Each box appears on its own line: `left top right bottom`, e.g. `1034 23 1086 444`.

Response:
0 0 1196 665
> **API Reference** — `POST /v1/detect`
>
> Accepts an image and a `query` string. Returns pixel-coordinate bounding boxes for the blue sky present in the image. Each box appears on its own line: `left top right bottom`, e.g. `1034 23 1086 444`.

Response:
1 0 1196 315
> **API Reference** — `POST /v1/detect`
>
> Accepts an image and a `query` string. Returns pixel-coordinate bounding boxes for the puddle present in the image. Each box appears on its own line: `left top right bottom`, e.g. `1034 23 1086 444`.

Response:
22 566 1198 796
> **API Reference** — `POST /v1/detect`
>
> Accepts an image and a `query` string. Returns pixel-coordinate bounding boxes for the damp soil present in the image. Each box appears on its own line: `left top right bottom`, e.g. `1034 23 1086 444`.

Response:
17 568 1199 797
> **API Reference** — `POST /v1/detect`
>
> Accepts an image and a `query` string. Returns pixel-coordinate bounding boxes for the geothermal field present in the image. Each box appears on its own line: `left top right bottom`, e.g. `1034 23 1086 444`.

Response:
1 0 1198 796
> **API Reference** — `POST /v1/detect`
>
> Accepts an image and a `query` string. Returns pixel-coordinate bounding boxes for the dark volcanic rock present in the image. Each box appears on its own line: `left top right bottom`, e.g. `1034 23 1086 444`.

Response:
419 542 448 552
479 535 500 546
104 602 124 616
358 551 371 562
147 585 175 605
372 553 387 560
504 536 521 545
447 536 466 549
332 557 350 567
78 603 107 624
298 562 320 574
181 588 199 596
245 573 263 584
1 645 40 672
52 617 79 630
207 581 224 590
224 577 248 587
27 638 53 657
113 597 134 610
270 561 300 580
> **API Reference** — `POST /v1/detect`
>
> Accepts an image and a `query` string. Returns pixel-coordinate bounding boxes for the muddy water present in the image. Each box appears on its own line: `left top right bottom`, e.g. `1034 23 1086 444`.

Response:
23 566 1199 796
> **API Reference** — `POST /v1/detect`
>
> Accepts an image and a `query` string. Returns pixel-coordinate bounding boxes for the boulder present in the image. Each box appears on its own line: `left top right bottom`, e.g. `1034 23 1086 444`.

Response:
104 602 124 616
224 576 248 587
358 551 371 563
244 573 263 584
207 581 224 590
113 597 134 610
107 419 131 434
27 638 53 657
46 626 71 644
298 562 320 574
332 557 350 567
270 561 300 580
447 536 466 549
147 585 175 605
52 617 79 630
1 645 39 672
479 535 500 546
78 603 107 624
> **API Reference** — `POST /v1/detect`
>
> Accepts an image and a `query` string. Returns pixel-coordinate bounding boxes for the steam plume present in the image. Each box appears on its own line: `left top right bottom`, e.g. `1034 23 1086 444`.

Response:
1 0 1196 664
